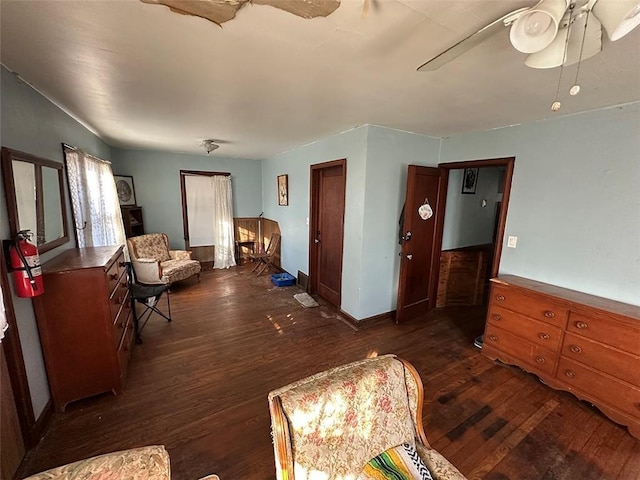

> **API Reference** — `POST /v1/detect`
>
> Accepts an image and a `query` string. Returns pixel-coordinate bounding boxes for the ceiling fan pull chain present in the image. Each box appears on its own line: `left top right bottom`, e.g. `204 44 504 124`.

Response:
552 3 576 111
570 10 591 96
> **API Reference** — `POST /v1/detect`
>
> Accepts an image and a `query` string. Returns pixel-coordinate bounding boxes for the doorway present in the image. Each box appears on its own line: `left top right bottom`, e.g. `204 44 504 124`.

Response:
395 157 514 324
309 159 346 307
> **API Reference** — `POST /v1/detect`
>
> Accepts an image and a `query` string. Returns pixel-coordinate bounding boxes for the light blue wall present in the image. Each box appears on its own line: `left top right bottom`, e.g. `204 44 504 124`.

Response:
360 126 441 317
1 67 112 417
262 125 441 319
110 148 263 250
442 167 503 250
441 102 640 306
261 127 368 318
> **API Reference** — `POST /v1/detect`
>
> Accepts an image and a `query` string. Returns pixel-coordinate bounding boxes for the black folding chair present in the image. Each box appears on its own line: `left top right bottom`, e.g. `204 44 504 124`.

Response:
126 263 171 344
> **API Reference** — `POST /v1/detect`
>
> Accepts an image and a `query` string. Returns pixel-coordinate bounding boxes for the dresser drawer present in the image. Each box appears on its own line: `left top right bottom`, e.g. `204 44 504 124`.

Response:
562 332 640 386
485 324 557 376
490 284 568 328
117 311 134 380
109 272 129 322
567 311 640 355
558 357 640 420
106 258 121 296
487 305 562 350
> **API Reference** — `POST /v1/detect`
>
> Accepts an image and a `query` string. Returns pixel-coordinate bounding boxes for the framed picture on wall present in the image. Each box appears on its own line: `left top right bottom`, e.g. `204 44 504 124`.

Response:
277 174 288 206
461 168 479 194
114 175 137 206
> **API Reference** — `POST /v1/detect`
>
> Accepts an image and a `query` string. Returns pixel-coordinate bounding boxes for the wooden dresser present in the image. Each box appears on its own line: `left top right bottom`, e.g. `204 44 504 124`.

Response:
33 246 133 412
483 275 640 439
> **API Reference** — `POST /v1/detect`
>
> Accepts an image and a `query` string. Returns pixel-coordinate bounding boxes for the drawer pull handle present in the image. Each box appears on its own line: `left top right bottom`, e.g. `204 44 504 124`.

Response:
496 294 505 301
538 333 550 340
565 369 576 378
109 273 118 281
570 344 582 354
535 356 545 364
489 334 498 342
544 311 555 318
119 261 127 267
492 314 502 321
576 321 589 330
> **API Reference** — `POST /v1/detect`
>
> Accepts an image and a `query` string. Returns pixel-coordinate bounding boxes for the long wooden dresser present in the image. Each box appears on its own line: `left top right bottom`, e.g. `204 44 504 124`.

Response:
33 246 133 412
483 275 640 439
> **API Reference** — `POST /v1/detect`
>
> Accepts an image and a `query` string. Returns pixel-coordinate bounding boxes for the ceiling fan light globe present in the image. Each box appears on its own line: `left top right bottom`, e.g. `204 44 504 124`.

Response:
593 0 640 40
524 15 602 68
510 0 570 53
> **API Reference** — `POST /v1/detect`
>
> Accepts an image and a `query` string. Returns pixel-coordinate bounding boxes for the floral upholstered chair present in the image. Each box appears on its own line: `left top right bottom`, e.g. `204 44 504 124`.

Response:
127 233 201 286
23 445 220 480
268 354 467 480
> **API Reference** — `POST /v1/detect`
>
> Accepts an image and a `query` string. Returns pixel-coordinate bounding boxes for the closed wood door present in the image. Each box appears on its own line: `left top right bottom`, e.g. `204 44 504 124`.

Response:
1 343 26 480
396 165 443 323
309 160 346 306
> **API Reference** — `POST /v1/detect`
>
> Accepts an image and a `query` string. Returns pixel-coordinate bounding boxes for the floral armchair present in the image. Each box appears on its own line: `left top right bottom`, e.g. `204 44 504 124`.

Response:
268 354 467 480
127 233 201 286
23 445 219 480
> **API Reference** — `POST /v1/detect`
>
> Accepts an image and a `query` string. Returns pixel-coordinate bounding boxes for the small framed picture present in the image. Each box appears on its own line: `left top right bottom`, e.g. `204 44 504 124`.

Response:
461 168 479 194
277 174 288 206
114 175 137 206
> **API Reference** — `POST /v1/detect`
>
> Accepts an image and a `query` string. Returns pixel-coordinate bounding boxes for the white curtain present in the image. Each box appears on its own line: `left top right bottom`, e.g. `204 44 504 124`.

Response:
212 175 236 269
184 174 236 269
64 147 126 250
185 175 216 247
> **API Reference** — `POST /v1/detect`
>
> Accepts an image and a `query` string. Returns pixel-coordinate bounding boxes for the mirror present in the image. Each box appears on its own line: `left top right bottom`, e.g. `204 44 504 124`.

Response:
2 147 69 253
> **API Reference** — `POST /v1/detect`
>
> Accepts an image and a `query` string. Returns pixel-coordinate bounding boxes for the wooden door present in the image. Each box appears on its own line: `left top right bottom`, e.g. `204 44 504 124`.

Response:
309 160 346 307
396 165 444 323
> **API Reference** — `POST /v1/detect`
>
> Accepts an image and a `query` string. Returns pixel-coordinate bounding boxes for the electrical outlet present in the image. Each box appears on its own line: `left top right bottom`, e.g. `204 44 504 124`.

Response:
507 236 518 248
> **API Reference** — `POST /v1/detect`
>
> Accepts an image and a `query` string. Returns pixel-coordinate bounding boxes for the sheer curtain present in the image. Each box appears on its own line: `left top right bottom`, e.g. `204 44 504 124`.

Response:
64 147 126 250
212 175 236 269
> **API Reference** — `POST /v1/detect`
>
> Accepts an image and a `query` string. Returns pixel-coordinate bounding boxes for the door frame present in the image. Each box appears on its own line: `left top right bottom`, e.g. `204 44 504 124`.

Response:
437 157 515 278
308 159 346 306
179 169 230 249
1 251 37 448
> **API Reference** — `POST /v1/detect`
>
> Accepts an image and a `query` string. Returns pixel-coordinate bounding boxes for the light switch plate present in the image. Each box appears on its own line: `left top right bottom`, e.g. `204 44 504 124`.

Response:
507 236 518 248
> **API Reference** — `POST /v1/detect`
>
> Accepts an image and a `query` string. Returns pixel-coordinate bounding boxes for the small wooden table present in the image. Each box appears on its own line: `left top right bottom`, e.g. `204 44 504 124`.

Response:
235 241 255 265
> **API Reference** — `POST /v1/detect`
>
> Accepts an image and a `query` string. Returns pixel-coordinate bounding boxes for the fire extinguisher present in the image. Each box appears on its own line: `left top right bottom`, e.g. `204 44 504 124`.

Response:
9 230 45 298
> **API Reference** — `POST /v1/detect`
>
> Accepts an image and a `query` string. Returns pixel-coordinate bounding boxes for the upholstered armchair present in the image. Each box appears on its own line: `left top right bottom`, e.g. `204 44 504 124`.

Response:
127 233 201 286
268 354 467 480
23 445 219 480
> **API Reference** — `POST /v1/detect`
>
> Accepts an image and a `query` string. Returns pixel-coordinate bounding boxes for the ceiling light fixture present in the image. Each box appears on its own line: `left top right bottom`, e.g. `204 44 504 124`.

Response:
201 139 219 155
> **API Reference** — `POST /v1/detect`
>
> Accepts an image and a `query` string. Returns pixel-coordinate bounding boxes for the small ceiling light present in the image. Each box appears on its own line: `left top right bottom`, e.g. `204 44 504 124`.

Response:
201 139 219 155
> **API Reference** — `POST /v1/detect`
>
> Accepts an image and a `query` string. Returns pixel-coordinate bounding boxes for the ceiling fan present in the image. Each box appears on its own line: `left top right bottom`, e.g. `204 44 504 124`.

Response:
417 0 640 71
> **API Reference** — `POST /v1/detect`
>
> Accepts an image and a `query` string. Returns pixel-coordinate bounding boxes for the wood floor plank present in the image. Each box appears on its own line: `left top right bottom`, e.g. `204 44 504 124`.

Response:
16 266 640 479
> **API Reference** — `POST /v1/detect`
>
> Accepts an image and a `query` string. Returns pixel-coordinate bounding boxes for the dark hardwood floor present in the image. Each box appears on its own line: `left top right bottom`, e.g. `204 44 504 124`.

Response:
17 266 640 479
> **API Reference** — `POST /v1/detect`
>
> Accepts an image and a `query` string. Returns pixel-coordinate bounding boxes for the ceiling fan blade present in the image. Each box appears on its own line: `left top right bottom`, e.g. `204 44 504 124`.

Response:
417 7 529 72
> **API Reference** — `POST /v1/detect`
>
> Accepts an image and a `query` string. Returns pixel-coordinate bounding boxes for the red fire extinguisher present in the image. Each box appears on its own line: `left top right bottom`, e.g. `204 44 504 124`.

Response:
9 230 45 298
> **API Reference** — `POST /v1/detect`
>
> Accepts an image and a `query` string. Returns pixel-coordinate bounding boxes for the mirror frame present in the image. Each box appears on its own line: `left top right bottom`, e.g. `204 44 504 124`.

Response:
1 146 69 253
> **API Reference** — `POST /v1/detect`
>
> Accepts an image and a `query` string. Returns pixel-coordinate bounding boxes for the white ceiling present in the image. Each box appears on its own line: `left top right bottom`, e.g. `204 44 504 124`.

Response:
1 0 639 159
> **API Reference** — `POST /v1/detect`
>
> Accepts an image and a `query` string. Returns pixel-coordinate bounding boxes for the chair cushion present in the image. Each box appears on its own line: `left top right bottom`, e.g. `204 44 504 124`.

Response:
130 234 171 262
358 443 433 480
23 445 170 480
160 259 201 284
273 355 417 479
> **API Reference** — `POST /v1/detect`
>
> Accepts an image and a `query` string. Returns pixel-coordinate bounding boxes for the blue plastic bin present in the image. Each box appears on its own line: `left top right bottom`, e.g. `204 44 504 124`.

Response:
271 273 296 287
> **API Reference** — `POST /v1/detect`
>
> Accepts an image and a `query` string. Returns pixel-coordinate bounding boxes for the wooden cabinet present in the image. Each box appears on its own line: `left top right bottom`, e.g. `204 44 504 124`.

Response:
121 206 144 238
32 246 133 412
483 275 640 439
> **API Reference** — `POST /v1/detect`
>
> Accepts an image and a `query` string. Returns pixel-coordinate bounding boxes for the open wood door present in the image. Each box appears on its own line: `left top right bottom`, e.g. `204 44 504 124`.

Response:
396 165 444 323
